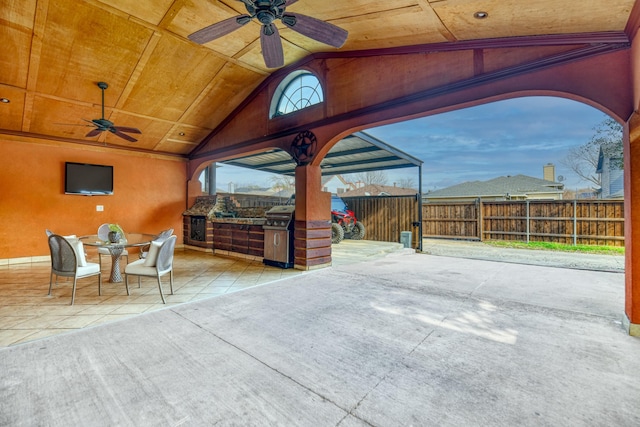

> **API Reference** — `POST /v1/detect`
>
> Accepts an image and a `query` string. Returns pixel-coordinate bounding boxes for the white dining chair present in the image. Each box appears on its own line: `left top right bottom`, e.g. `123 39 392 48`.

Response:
124 235 177 304
48 234 102 305
139 228 174 259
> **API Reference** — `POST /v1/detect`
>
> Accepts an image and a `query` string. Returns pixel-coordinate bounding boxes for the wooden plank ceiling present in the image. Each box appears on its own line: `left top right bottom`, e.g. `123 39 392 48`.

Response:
0 0 635 157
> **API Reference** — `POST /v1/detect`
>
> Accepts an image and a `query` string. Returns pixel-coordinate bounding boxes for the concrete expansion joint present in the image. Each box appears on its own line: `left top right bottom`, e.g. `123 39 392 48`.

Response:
173 310 358 418
340 330 438 427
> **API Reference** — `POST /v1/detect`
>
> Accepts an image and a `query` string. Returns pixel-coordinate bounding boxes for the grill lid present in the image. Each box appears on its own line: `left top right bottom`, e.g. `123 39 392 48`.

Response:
264 205 295 228
265 205 295 217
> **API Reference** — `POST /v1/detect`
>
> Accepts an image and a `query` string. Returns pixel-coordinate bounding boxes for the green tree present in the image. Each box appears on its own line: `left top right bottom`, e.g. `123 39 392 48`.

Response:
561 117 622 187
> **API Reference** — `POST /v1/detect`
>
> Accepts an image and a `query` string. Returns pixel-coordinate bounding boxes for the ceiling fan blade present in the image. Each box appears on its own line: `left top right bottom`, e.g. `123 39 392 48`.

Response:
85 129 103 138
260 24 284 68
282 13 348 48
188 15 250 44
285 0 299 6
111 129 138 142
55 122 93 127
113 126 142 134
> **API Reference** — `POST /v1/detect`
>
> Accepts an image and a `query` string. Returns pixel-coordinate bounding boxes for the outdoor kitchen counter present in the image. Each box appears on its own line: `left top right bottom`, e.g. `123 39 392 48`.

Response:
209 217 266 225
210 218 266 257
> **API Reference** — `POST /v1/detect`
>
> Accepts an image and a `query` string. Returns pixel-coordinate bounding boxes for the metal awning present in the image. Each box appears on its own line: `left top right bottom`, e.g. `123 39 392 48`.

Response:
220 131 423 176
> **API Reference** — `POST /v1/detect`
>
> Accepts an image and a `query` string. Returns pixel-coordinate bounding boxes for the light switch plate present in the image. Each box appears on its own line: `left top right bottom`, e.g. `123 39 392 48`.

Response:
96 205 104 212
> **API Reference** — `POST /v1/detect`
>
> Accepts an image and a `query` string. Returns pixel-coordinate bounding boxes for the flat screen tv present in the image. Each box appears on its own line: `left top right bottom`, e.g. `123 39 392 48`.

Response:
65 162 113 195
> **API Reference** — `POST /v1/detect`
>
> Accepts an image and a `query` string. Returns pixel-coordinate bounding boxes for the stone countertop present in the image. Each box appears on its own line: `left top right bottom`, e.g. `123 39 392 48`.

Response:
183 195 217 216
210 217 266 225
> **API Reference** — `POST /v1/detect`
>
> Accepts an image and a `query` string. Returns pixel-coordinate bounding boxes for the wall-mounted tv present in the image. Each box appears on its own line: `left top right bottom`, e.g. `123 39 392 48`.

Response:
65 162 113 195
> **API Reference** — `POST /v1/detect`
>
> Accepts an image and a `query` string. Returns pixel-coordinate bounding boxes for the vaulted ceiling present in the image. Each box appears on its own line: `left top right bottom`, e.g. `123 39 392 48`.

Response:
0 0 636 157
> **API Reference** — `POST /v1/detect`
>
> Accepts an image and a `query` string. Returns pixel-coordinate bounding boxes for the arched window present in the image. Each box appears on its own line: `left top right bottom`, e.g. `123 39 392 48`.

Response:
270 71 323 118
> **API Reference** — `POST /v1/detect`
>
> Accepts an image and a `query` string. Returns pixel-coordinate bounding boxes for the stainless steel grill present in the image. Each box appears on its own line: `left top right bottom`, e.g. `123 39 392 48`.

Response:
263 205 295 268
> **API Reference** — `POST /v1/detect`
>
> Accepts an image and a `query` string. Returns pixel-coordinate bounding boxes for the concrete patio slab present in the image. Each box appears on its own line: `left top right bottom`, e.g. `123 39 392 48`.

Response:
1 249 638 426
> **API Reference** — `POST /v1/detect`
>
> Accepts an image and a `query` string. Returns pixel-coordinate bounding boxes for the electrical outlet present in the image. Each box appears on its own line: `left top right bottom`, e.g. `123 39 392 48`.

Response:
96 205 104 212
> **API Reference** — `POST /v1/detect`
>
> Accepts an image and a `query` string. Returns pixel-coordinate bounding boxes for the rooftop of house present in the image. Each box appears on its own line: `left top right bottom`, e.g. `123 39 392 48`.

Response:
340 184 418 197
424 174 564 199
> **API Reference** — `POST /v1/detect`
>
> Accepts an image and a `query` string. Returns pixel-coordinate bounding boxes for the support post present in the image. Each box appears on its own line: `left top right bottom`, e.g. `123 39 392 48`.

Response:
293 164 332 270
624 116 640 336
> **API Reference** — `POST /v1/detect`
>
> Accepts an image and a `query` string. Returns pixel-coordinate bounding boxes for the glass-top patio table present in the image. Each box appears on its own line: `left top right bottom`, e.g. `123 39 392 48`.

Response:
81 233 157 283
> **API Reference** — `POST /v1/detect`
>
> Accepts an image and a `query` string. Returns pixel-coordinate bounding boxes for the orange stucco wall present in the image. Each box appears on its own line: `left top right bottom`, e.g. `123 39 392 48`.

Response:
0 138 187 260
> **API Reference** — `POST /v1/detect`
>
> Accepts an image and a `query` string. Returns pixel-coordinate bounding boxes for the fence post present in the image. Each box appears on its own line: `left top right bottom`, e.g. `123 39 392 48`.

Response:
526 200 530 243
573 199 577 246
477 198 483 241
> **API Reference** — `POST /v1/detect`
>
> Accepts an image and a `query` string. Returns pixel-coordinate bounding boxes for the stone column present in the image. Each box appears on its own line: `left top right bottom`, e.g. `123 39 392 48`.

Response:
624 115 640 336
293 163 332 269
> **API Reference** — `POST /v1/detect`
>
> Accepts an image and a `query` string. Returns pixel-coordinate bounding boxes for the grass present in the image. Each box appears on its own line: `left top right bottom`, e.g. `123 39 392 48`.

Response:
485 240 625 255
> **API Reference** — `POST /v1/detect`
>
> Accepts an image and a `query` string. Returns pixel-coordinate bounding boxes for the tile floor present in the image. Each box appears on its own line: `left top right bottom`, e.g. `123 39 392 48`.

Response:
0 248 305 347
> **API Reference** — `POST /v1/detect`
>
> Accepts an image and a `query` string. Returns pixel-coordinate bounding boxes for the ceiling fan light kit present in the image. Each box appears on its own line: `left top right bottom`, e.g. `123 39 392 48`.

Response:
188 0 348 68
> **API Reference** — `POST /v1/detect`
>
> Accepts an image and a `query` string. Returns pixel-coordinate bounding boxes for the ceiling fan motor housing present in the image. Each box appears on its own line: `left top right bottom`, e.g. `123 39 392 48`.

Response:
247 0 286 24
191 0 348 68
92 118 114 129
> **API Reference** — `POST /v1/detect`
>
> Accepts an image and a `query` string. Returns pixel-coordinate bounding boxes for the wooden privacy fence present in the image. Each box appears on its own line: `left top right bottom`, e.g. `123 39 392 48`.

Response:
342 195 422 248
214 194 623 247
422 199 625 246
216 193 424 248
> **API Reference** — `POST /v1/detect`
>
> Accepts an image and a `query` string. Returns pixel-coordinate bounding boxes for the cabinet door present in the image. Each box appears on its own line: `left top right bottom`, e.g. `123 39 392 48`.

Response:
231 224 249 253
213 223 232 251
248 225 265 256
264 229 288 262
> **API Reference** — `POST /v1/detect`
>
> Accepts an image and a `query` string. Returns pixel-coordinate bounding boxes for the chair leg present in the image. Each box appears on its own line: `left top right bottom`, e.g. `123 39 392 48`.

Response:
137 276 141 288
48 272 55 296
124 274 130 296
169 270 174 295
98 272 102 296
71 277 78 305
156 276 166 304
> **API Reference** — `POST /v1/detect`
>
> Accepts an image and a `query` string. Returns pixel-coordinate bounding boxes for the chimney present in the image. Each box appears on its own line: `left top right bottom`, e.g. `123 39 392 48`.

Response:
543 163 555 181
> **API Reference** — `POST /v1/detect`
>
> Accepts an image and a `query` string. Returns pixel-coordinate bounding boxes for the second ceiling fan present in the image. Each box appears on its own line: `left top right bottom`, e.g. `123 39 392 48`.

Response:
188 0 348 68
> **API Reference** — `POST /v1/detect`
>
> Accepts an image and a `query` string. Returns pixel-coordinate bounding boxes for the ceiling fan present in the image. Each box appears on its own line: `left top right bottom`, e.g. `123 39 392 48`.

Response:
188 0 348 68
82 82 141 142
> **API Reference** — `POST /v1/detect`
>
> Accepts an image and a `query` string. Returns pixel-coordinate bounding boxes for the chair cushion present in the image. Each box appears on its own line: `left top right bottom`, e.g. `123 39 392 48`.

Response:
126 259 156 276
155 230 173 242
76 262 100 276
63 236 87 267
143 241 162 267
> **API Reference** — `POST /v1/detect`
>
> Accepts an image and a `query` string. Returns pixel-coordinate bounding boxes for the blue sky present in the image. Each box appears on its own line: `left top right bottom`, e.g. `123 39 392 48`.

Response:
214 96 609 192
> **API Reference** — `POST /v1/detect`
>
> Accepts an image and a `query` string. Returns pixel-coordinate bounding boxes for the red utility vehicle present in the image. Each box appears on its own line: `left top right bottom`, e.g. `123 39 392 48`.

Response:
331 195 365 244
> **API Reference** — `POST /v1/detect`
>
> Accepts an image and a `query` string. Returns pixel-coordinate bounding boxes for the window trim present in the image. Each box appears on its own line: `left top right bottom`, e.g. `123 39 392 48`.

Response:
269 70 324 119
